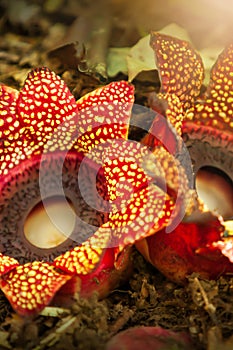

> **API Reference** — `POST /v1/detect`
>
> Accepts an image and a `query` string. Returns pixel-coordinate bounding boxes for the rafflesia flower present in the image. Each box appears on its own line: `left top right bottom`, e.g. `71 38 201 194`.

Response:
0 67 180 316
137 33 233 283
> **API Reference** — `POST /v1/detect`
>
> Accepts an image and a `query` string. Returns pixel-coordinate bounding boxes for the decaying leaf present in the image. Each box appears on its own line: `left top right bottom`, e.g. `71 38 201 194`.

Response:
107 47 130 77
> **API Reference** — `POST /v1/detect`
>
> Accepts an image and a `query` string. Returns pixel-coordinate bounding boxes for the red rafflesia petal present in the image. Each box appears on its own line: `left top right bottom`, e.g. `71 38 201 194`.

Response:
78 246 133 299
186 44 233 134
136 218 233 284
142 92 185 155
75 81 134 159
0 262 71 316
207 221 233 263
181 44 233 201
138 32 233 287
100 139 175 251
108 186 174 252
0 85 22 177
54 238 133 302
106 326 194 350
54 229 111 275
0 253 19 276
188 43 233 132
18 67 79 153
213 239 233 263
150 32 204 110
0 68 79 178
2 68 134 169
102 140 152 207
0 84 19 137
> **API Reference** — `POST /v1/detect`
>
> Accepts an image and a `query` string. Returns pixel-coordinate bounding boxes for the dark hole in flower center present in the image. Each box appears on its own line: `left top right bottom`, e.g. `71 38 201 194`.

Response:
0 152 110 264
24 196 76 249
196 166 233 219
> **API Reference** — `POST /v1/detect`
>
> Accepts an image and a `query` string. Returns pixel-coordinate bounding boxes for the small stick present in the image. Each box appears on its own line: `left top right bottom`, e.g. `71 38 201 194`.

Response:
109 309 134 336
193 277 217 323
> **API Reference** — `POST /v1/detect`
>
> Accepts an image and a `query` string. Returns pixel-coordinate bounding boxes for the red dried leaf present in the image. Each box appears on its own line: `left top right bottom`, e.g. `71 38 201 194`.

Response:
106 326 194 350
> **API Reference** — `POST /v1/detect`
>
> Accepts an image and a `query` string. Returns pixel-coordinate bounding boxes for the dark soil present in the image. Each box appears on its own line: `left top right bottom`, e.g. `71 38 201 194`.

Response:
0 1 233 349
1 250 233 350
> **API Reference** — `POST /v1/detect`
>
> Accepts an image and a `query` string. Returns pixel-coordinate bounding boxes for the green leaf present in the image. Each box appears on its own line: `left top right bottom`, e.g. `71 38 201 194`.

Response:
199 46 224 85
107 47 130 77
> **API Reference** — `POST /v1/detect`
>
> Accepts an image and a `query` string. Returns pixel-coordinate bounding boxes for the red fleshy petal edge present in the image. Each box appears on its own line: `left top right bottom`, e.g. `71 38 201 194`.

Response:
0 261 71 316
0 253 19 276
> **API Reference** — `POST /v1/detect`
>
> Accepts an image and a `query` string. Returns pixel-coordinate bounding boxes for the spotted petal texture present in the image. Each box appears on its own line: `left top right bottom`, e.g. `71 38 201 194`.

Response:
0 253 19 276
0 69 134 178
54 228 111 274
0 262 71 316
18 68 79 154
101 140 175 250
75 81 134 157
0 85 21 177
0 85 19 139
150 32 204 110
0 68 79 178
1 42 231 317
186 43 233 132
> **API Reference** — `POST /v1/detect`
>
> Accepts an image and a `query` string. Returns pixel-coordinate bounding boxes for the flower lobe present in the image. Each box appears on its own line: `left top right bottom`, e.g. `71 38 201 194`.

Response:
0 261 71 316
150 32 204 110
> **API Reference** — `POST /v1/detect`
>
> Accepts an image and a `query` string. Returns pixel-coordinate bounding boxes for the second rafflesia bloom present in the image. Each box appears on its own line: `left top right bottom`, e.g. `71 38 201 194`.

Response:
137 33 233 283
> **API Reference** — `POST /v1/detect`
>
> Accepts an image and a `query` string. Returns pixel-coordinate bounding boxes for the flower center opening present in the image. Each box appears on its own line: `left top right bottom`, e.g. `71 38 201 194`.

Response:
1 152 110 263
24 196 76 249
196 166 233 219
